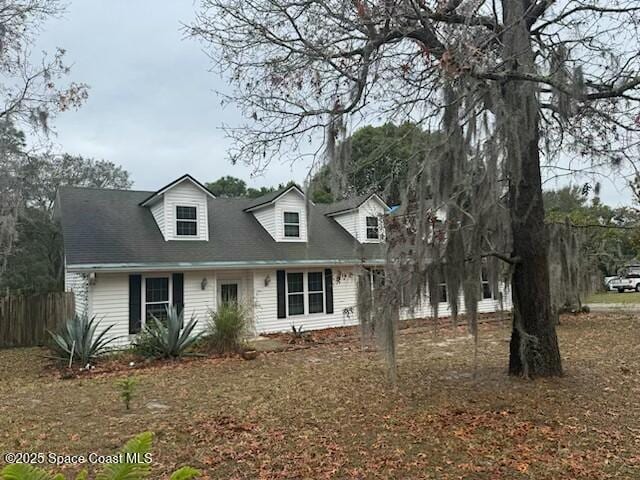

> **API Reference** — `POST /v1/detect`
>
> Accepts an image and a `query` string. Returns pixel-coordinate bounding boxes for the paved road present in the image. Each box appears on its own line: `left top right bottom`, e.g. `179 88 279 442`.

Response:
585 303 640 313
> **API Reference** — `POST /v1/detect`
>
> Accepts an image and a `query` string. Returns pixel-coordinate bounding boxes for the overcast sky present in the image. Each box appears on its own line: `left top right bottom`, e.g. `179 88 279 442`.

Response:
35 0 311 192
35 1 633 206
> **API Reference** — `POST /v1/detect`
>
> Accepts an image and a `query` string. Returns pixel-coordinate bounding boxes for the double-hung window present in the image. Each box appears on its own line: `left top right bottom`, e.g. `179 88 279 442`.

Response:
481 266 493 300
308 272 324 314
400 281 412 307
438 282 448 303
145 277 169 323
283 212 300 238
176 206 197 236
287 272 304 315
366 216 379 239
286 272 325 316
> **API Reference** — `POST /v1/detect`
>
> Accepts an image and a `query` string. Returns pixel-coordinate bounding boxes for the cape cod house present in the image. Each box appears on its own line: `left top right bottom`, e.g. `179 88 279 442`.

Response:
57 174 508 345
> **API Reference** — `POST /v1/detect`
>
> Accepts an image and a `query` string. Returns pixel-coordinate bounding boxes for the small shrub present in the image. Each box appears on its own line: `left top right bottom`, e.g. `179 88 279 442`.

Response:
291 324 305 338
289 324 311 344
0 432 200 480
131 325 160 358
206 303 247 353
49 314 119 366
132 306 202 359
117 376 138 410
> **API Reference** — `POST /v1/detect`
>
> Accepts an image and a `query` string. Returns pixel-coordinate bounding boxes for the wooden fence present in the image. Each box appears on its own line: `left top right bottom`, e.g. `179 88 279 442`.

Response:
0 292 75 348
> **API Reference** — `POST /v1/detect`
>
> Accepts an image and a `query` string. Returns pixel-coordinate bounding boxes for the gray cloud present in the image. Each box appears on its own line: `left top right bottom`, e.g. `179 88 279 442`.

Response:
35 0 311 192
34 1 634 207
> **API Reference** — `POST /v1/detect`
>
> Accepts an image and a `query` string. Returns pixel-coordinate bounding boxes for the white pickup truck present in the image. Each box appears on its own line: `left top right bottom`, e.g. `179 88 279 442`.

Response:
608 267 640 293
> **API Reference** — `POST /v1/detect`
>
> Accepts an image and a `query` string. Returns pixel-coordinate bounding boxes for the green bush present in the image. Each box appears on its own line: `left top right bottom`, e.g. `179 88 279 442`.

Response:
0 432 199 480
131 325 160 359
206 303 248 353
49 314 119 366
132 306 202 359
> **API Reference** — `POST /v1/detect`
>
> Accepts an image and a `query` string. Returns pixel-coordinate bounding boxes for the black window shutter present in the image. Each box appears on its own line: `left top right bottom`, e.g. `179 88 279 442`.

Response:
277 270 286 318
172 273 184 316
324 268 334 314
129 274 142 334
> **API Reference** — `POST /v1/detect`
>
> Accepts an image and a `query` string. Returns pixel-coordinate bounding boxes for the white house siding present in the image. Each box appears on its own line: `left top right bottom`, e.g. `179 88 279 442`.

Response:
252 205 277 240
251 265 511 334
332 211 358 241
274 190 308 242
80 267 511 347
163 180 209 241
183 270 216 335
150 200 166 239
86 270 217 346
252 267 359 333
64 270 89 317
88 272 130 346
399 286 512 320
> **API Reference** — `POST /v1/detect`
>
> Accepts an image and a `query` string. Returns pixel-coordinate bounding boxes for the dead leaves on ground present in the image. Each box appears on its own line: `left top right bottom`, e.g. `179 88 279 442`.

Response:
0 313 639 478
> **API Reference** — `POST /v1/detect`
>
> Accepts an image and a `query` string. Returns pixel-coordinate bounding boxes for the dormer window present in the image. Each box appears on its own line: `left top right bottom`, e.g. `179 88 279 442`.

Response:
366 216 379 239
140 175 213 241
283 211 300 238
324 193 389 243
176 206 197 236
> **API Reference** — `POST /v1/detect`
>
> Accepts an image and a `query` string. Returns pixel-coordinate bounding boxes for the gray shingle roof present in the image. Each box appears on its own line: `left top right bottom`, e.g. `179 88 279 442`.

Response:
57 187 385 269
322 193 388 216
139 173 216 206
242 184 304 211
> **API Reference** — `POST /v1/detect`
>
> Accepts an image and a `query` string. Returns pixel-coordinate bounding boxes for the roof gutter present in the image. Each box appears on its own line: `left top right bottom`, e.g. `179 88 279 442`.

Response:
66 258 386 273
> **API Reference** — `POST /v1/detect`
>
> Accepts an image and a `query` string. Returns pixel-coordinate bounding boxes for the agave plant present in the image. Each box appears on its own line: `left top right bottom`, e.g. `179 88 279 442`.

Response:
49 314 119 365
0 432 200 480
133 306 202 359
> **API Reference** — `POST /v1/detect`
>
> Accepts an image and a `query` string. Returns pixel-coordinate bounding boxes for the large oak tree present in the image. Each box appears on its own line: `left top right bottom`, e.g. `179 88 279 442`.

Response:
191 0 640 377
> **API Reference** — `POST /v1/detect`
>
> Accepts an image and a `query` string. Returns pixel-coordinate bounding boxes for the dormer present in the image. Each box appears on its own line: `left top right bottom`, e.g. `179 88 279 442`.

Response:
244 185 308 242
325 193 389 243
139 174 215 241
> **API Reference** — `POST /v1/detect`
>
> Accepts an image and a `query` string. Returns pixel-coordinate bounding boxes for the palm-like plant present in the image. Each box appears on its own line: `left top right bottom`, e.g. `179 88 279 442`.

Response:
0 432 199 480
133 306 202 359
49 315 119 365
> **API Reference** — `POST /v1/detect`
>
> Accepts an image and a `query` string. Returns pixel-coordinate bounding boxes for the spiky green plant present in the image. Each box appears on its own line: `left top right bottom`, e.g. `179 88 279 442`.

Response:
0 432 200 480
133 306 202 359
206 303 247 353
49 315 119 366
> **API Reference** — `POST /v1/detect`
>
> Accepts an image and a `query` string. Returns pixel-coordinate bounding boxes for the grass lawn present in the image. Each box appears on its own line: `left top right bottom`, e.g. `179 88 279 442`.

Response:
1 314 639 479
586 291 640 304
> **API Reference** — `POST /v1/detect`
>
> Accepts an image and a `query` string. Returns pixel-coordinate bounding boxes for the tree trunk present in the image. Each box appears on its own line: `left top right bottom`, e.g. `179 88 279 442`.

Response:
502 0 562 377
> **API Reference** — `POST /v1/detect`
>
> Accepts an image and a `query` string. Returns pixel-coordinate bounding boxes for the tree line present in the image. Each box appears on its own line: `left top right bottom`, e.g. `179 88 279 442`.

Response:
0 119 132 293
4 119 638 294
